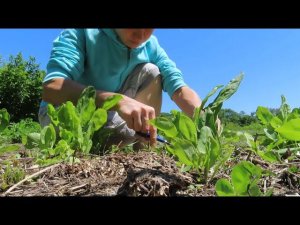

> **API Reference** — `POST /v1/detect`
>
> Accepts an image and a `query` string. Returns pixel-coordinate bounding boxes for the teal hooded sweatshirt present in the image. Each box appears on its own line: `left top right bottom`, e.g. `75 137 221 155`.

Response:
40 29 187 107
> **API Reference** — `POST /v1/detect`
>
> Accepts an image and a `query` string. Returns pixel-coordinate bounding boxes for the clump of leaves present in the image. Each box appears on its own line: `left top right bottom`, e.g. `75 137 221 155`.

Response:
2 118 41 143
239 95 300 163
215 161 272 196
24 86 122 165
150 74 244 183
1 163 25 191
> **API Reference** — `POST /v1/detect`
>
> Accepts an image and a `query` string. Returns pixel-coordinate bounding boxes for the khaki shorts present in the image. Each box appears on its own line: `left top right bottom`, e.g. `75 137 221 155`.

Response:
39 63 161 151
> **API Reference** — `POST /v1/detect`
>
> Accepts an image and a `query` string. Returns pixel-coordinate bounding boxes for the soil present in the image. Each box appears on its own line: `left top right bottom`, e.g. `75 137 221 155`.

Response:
0 147 299 196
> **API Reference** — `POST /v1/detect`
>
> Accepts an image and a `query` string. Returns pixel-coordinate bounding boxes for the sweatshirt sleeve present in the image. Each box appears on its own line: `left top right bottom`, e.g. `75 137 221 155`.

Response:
43 29 86 83
149 36 187 98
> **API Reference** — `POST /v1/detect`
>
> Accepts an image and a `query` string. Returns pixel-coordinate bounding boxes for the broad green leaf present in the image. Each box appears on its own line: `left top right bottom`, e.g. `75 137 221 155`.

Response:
168 138 197 166
101 94 123 111
150 117 178 138
199 126 221 169
88 108 107 134
256 106 274 125
82 136 93 154
54 140 71 156
207 135 220 169
40 124 56 149
47 104 59 126
276 118 300 141
204 107 220 137
208 73 244 111
77 98 96 129
0 108 10 132
59 128 73 144
215 179 235 196
270 116 283 129
57 102 82 137
242 161 262 179
25 132 40 149
248 184 262 196
0 144 20 155
231 161 261 195
178 113 197 144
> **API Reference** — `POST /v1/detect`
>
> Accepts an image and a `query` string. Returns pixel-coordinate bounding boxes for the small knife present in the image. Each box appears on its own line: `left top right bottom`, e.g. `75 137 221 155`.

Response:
136 131 171 145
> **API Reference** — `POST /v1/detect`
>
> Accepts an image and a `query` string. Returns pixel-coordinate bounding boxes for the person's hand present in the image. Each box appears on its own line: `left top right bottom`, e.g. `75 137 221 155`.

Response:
116 96 157 146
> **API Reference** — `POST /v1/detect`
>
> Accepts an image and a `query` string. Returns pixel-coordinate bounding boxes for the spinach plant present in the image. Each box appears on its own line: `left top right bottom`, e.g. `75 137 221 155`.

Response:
150 74 244 182
215 161 272 196
25 86 122 165
240 95 300 162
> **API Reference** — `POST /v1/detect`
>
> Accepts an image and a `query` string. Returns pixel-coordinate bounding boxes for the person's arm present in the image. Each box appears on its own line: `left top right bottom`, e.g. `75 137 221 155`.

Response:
43 78 119 107
172 86 201 118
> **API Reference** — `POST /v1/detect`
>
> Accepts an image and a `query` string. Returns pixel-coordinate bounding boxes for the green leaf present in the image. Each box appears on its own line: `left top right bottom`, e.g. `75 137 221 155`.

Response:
276 118 300 141
59 129 73 144
215 179 235 196
256 106 274 125
101 94 123 111
40 124 56 149
54 140 72 156
88 108 107 134
77 97 96 129
57 102 82 138
178 113 197 144
47 104 59 126
25 132 40 149
248 184 262 196
198 126 220 169
208 73 244 111
200 85 223 110
231 161 261 195
270 116 283 129
149 116 178 138
168 138 198 166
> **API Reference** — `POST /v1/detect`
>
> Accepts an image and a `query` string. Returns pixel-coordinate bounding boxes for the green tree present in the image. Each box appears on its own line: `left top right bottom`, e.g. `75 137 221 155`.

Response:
0 53 45 122
219 108 258 126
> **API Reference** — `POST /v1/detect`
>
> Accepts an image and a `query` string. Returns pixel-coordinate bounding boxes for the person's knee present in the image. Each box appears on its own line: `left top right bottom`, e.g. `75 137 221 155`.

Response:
136 63 160 79
144 63 160 77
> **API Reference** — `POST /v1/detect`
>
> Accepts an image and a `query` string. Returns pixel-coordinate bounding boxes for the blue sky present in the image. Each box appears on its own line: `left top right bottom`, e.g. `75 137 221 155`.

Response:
0 29 299 115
